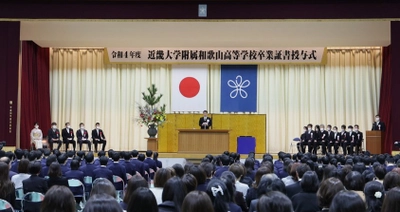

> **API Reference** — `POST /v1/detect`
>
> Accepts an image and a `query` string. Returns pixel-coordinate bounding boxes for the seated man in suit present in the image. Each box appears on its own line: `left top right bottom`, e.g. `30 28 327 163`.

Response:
354 124 363 154
372 114 386 131
344 125 355 155
107 152 127 190
199 110 212 129
47 122 62 151
77 123 91 152
93 156 113 183
62 122 76 152
22 161 48 194
143 150 158 179
92 122 107 152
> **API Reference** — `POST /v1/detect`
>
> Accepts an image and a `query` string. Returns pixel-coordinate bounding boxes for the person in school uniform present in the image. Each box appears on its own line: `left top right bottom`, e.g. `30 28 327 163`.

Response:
47 122 62 150
62 122 76 151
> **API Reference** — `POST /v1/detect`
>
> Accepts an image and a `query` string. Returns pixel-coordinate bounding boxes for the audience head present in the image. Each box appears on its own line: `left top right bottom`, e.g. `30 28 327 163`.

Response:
172 163 184 178
200 162 215 179
362 169 376 183
91 178 116 198
28 161 42 175
373 164 387 180
181 173 198 193
137 154 145 161
123 175 148 204
85 152 94 163
127 187 158 212
301 171 319 193
57 154 68 164
297 163 311 179
228 163 244 180
220 171 237 202
48 162 62 178
99 156 108 166
41 185 76 212
162 177 187 212
317 177 345 209
111 152 120 162
257 191 293 212
254 167 271 188
18 158 30 174
145 150 153 157
83 194 122 212
383 171 400 191
344 171 365 191
182 190 214 212
206 179 230 212
329 190 366 212
188 165 206 185
154 168 172 188
364 181 385 212
244 157 255 171
70 159 80 170
381 187 400 212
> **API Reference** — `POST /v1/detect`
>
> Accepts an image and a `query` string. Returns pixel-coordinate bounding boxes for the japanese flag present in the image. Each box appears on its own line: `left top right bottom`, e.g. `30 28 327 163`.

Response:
171 64 208 112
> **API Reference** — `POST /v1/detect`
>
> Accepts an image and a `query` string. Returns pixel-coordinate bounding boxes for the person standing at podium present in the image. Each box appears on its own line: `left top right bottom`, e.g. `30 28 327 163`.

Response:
199 110 212 129
371 115 386 131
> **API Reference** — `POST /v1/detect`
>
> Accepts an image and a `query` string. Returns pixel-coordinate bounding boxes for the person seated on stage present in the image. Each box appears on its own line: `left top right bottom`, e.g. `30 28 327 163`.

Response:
354 124 363 154
320 124 329 155
309 125 321 155
372 114 386 131
199 110 212 129
340 125 347 154
345 125 355 155
331 126 340 155
325 125 334 154
93 156 113 183
48 122 62 151
305 124 314 154
62 122 76 152
297 126 307 153
92 122 107 152
77 123 91 152
107 152 127 190
30 122 43 150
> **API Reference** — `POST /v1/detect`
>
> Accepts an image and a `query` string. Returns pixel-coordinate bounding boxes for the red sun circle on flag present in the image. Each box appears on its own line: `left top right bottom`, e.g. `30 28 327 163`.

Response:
179 77 200 98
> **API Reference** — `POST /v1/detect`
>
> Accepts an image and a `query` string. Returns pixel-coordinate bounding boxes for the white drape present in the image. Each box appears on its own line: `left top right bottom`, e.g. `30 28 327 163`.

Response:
50 48 381 153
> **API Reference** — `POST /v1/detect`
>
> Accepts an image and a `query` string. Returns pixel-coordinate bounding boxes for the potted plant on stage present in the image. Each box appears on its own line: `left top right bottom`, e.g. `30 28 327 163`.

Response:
137 84 166 137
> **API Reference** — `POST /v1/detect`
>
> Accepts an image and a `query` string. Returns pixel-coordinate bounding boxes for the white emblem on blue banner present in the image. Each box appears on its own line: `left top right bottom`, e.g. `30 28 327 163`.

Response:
227 75 250 99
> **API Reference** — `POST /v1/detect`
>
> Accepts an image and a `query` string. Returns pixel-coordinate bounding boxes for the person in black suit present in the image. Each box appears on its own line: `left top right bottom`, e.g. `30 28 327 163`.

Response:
354 124 364 154
331 126 340 155
286 164 311 199
326 125 334 154
372 114 386 131
199 110 212 129
62 122 76 152
305 124 314 154
344 125 355 155
93 156 113 183
299 126 307 153
339 125 347 154
22 161 48 194
47 122 62 151
320 124 329 155
92 122 107 152
309 125 320 155
77 123 91 151
47 162 69 189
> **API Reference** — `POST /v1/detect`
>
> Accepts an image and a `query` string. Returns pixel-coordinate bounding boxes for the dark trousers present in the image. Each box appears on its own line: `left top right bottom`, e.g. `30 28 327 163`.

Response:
49 139 62 151
355 142 362 154
321 141 327 155
308 140 318 154
333 142 340 154
343 142 354 155
300 141 308 153
79 140 92 151
64 139 76 151
327 142 333 153
94 139 106 152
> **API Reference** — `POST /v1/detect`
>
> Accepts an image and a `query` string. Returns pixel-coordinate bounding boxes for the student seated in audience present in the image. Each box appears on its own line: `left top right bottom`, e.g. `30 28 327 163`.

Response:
200 162 215 185
181 173 198 193
11 159 30 189
364 181 385 212
23 161 48 194
291 171 321 212
120 151 138 177
286 164 311 199
282 162 300 186
0 162 16 208
381 187 400 212
121 175 148 210
144 150 157 179
57 154 70 176
84 194 123 212
93 156 113 183
229 163 249 198
172 163 184 178
316 177 344 212
91 178 117 199
130 150 146 178
188 165 208 192
329 190 366 212
150 168 173 204
182 191 214 212
220 171 248 212
206 178 241 212
246 167 271 207
214 154 230 178
158 177 187 212
344 171 366 202
0 156 17 179
138 153 150 180
65 159 85 203
257 191 293 212
40 185 76 212
47 162 69 189
107 151 127 190
127 187 158 212
382 171 400 191
10 148 24 173
153 152 162 169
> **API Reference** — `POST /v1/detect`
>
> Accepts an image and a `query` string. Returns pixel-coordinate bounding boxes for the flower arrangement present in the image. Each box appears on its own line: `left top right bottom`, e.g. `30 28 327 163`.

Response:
137 84 166 127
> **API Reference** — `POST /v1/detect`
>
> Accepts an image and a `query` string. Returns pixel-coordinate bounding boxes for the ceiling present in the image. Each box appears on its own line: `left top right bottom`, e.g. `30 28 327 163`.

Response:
20 20 391 48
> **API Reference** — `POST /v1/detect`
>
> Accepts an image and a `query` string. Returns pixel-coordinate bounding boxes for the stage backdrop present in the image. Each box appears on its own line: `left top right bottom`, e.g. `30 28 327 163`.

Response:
49 48 381 153
157 114 266 153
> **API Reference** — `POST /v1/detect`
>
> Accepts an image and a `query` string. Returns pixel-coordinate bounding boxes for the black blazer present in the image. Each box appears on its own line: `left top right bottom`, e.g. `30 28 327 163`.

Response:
327 131 334 143
92 129 106 140
76 129 89 141
23 175 48 194
346 131 356 143
62 128 75 142
199 117 212 129
355 131 364 144
321 130 329 142
47 129 60 143
286 181 302 199
372 121 386 131
47 176 69 189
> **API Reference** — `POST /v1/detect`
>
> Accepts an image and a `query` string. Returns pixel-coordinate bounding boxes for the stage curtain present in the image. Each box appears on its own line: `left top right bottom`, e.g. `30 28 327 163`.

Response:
50 49 170 151
379 46 392 153
20 41 51 149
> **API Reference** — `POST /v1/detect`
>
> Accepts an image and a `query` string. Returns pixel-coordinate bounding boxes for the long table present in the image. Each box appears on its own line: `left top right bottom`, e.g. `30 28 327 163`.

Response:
177 129 229 154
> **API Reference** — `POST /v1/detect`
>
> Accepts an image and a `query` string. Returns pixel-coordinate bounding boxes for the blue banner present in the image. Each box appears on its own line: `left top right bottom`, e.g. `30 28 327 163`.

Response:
220 65 257 112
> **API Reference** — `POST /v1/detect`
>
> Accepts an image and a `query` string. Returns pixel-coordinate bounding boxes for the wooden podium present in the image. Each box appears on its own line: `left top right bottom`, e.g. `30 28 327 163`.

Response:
177 129 229 154
366 131 383 154
146 138 158 151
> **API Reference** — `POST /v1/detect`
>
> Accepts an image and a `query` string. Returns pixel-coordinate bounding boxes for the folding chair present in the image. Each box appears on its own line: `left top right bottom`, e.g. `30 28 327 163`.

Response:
14 188 24 211
113 175 125 203
68 179 86 210
22 192 45 212
0 199 14 212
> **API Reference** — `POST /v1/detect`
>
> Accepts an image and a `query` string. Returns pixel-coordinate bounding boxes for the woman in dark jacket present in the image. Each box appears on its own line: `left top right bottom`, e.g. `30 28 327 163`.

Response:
158 177 187 212
46 162 69 188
